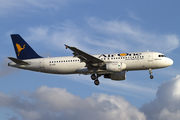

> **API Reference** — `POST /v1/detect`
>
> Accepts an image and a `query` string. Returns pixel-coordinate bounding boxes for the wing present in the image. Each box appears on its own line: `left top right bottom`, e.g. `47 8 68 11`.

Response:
65 45 104 65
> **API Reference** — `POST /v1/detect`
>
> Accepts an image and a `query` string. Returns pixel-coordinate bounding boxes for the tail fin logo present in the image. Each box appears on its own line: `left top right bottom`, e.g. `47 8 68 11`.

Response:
16 43 26 56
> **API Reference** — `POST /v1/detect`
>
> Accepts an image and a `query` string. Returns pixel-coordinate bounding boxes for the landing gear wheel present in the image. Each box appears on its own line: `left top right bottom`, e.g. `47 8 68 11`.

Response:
149 68 154 79
94 80 100 86
91 74 96 80
150 75 154 79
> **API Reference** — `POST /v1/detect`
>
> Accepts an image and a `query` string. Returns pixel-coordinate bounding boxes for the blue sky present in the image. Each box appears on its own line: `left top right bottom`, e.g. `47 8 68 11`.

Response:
1 0 180 120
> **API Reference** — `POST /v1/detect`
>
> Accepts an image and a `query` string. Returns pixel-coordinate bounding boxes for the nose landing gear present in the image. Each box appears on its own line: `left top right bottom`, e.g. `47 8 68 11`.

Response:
149 68 154 79
91 74 101 86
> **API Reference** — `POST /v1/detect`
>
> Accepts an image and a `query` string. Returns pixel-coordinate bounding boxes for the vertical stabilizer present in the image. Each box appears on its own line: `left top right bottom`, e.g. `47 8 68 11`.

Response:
11 34 42 60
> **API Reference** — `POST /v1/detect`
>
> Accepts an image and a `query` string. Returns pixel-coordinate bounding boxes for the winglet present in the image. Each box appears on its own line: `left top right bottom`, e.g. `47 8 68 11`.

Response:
65 44 70 49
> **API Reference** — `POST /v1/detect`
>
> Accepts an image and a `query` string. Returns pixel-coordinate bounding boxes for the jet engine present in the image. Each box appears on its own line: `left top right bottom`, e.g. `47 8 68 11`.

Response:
104 71 126 81
101 62 126 72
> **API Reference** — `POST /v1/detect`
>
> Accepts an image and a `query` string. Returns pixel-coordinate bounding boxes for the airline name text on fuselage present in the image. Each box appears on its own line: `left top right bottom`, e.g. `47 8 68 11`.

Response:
98 53 142 58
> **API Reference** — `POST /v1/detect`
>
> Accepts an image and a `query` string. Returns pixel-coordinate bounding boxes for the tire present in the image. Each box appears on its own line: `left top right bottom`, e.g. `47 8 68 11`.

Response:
91 74 96 80
94 80 100 85
150 75 154 79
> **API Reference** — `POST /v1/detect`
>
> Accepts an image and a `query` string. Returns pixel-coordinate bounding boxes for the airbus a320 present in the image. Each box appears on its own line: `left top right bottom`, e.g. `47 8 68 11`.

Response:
8 34 173 85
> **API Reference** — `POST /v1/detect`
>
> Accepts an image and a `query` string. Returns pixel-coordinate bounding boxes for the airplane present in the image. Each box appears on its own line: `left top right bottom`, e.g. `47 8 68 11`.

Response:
8 34 173 86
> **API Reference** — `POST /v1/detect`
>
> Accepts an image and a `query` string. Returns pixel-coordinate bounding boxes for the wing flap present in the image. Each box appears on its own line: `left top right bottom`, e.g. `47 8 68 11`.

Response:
8 57 30 65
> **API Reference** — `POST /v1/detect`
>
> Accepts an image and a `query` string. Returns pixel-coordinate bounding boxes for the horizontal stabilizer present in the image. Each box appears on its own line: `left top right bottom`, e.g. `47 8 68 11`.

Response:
8 57 30 65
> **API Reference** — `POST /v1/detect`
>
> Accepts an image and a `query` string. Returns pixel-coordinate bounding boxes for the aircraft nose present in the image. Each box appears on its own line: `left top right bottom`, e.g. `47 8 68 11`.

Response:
168 58 173 66
169 59 173 65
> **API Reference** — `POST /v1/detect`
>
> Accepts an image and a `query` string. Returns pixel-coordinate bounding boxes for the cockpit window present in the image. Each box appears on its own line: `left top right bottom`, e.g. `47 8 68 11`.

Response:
158 55 166 57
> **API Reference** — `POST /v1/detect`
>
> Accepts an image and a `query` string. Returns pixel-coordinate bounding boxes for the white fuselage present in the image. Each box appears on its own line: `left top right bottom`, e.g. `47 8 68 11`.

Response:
8 52 173 75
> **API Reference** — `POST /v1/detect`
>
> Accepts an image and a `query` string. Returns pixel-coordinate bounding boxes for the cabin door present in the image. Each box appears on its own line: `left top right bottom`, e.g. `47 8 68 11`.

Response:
39 59 44 68
148 53 153 62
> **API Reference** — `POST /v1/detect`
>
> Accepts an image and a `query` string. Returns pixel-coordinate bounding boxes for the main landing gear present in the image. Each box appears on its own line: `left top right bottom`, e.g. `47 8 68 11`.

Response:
91 74 100 86
149 68 154 79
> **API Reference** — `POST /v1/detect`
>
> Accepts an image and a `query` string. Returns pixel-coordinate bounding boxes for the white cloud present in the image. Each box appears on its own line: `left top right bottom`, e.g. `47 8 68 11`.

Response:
87 18 179 53
2 74 180 120
25 0 68 9
102 80 156 96
127 10 141 21
64 75 156 99
159 108 180 120
0 0 72 16
28 26 49 42
0 86 146 120
26 21 92 53
140 75 180 120
25 18 179 55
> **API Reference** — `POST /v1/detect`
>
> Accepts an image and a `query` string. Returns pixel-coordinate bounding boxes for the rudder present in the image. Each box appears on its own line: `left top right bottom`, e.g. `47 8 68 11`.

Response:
11 34 42 60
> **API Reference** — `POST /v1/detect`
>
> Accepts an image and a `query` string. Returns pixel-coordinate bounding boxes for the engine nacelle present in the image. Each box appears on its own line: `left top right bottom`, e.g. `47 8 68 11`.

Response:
104 71 126 81
106 62 126 72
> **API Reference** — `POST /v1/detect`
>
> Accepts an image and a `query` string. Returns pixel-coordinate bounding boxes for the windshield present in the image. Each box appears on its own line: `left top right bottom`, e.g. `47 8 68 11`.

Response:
158 55 166 57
